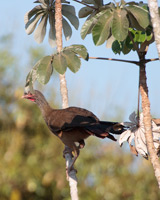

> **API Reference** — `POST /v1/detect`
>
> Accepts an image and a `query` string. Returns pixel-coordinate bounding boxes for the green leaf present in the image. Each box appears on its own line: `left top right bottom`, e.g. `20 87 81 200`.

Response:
94 0 103 6
112 9 129 41
36 56 53 84
25 65 38 92
122 38 132 55
62 9 79 30
112 40 122 54
127 13 145 31
81 10 107 39
34 14 48 44
62 5 76 16
92 10 113 46
79 7 93 18
135 31 146 43
24 5 45 24
25 71 34 93
48 12 56 48
35 0 48 6
65 45 89 60
25 12 44 35
82 0 95 4
62 17 72 41
126 5 150 29
52 53 67 74
63 50 81 73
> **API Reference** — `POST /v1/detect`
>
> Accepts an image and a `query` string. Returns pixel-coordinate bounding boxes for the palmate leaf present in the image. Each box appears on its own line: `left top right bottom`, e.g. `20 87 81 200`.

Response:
126 5 150 29
52 44 88 74
80 1 152 52
25 55 53 88
62 50 81 73
92 10 113 46
25 44 88 89
25 1 79 47
112 8 129 41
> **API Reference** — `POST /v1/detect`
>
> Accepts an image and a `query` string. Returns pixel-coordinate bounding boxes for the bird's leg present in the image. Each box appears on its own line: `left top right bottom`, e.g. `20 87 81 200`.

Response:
63 145 73 158
67 144 80 174
63 145 78 179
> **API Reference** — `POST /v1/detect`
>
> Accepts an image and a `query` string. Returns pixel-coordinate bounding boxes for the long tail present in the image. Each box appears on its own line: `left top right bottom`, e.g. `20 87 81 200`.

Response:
99 121 125 134
85 121 125 141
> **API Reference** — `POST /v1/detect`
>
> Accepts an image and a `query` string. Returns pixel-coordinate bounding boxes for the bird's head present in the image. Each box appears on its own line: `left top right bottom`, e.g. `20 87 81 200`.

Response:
22 90 46 104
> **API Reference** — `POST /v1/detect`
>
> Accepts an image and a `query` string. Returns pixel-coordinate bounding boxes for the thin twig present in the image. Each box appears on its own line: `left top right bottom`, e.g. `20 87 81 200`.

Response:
88 56 159 65
89 56 139 65
145 58 159 63
72 0 98 10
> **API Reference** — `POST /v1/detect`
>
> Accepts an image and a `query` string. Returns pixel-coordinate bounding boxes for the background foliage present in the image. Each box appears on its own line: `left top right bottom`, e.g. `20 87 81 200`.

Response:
0 36 160 199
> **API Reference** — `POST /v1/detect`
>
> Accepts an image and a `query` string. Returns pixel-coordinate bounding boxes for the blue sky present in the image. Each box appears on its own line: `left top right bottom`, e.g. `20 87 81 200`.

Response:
1 0 160 121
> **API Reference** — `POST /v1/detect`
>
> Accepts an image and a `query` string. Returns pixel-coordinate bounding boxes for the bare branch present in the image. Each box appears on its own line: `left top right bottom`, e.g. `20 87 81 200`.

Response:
55 0 79 199
88 56 139 65
148 0 160 59
139 63 160 188
88 56 159 65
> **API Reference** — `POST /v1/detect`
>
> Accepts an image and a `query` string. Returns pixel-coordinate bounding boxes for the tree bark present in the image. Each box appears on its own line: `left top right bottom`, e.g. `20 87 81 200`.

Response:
139 63 160 188
55 0 79 199
148 0 160 59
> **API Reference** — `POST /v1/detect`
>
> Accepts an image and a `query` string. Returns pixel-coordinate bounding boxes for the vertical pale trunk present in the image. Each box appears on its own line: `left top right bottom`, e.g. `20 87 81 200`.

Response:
55 0 79 199
139 63 160 188
148 0 160 59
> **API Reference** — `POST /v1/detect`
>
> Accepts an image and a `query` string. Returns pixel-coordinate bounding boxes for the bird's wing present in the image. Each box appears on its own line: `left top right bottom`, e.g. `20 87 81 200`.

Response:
47 107 124 141
47 107 99 133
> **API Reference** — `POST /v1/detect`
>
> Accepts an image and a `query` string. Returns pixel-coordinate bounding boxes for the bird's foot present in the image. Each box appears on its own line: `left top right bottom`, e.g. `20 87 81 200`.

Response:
66 165 77 180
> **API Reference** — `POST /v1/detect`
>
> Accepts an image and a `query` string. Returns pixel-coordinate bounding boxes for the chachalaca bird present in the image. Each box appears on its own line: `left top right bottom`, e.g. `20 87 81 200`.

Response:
22 90 125 171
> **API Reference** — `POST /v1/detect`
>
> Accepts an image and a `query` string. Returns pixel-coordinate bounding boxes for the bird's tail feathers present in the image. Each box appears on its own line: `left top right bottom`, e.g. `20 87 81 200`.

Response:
99 121 125 135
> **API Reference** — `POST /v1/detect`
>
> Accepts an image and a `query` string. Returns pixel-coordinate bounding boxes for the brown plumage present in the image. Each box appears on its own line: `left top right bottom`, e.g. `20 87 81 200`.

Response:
22 90 125 170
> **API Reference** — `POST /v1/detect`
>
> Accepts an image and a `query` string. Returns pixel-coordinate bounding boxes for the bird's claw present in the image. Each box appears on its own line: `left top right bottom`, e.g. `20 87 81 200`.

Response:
66 166 77 180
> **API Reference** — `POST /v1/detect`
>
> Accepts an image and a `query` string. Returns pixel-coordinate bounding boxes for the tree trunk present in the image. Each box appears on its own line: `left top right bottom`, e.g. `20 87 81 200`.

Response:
139 62 160 188
148 0 160 59
55 0 79 199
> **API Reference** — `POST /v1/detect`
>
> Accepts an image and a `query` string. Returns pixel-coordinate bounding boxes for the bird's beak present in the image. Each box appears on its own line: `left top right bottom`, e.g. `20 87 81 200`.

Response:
21 93 36 102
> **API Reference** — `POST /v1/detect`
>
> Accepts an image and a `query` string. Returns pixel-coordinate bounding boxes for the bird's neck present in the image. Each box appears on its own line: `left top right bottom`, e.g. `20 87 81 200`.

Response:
36 100 53 122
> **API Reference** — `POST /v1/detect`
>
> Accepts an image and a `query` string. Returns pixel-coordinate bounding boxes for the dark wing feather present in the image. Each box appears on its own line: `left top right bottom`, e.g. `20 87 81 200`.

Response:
47 106 99 133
